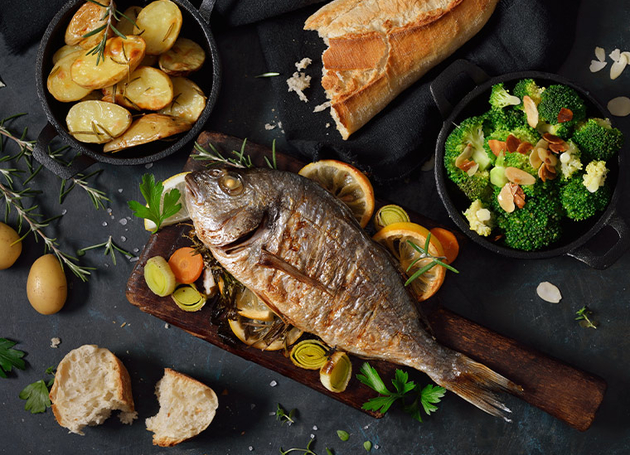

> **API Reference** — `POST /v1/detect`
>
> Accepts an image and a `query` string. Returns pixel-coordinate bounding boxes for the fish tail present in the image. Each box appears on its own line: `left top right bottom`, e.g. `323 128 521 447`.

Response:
430 353 523 422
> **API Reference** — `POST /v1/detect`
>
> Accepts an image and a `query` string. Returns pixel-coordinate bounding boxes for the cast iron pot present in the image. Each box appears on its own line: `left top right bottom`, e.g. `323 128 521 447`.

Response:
34 0 221 179
432 60 629 269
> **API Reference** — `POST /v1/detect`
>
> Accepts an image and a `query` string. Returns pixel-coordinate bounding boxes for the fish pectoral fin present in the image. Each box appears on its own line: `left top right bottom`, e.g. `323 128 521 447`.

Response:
259 249 332 295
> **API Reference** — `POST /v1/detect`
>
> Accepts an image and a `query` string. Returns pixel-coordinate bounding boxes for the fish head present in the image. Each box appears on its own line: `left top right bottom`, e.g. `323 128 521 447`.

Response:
185 166 273 248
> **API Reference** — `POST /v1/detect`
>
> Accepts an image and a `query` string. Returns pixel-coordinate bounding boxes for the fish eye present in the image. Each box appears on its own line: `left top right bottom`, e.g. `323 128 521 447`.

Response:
219 172 244 196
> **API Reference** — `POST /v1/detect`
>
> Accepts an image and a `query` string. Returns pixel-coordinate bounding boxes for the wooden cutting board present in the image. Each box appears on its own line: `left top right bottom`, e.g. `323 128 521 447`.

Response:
126 131 606 431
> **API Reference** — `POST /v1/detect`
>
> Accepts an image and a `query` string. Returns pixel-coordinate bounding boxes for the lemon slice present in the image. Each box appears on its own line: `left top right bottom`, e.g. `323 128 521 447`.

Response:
298 160 375 228
228 315 303 351
373 222 446 302
144 171 191 231
235 287 275 322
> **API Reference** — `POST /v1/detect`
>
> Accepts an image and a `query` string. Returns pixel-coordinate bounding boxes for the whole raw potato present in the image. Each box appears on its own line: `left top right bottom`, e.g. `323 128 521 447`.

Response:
0 222 22 269
27 254 67 315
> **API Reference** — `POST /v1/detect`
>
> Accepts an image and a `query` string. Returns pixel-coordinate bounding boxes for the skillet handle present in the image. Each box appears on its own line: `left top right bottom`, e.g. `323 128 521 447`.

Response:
198 0 216 22
566 210 630 269
32 123 95 180
430 59 490 120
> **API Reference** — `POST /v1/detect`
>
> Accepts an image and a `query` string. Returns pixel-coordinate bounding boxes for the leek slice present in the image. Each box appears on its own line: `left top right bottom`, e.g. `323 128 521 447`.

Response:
373 204 410 231
144 256 177 297
320 351 352 393
290 340 329 370
172 284 206 312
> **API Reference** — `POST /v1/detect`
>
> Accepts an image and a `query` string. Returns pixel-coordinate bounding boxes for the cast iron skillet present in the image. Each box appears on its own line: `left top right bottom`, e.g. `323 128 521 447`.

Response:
432 60 629 269
34 0 221 179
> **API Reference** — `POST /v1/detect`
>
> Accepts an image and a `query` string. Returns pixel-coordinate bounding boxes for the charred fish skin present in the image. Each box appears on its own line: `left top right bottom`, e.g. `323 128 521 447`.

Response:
186 167 521 420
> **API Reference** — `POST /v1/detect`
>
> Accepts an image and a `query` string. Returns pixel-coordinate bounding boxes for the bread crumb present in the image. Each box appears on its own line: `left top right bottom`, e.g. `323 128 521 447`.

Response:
325 123 330 128
286 72 311 103
313 101 331 113
120 322 127 328
295 58 312 71
264 123 277 131
50 337 61 348
164 323 170 329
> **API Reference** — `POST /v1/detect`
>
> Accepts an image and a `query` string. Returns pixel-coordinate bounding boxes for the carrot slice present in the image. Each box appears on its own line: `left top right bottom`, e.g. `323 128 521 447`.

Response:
429 228 460 265
168 247 204 284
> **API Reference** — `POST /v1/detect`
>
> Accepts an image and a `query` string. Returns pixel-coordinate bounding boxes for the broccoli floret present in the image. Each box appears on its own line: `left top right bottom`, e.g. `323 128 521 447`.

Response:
513 78 544 106
538 122 573 140
559 140 583 181
560 177 612 221
464 199 495 237
538 84 587 125
582 160 609 192
484 108 528 131
456 170 493 202
503 151 538 177
572 118 624 162
489 83 521 110
496 197 562 251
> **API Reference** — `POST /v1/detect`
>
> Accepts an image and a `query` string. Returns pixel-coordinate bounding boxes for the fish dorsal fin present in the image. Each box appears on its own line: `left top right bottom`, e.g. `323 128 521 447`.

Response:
259 249 332 296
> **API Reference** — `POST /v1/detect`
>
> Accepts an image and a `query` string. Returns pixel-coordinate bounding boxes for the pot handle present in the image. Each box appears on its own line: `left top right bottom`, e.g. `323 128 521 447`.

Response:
32 123 95 180
566 210 630 269
198 0 216 22
430 59 490 120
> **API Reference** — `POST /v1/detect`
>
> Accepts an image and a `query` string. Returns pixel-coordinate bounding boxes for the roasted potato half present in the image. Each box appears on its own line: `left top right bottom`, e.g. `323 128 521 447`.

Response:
115 5 142 36
134 0 182 55
158 38 206 77
115 66 174 111
48 51 94 102
52 44 83 65
65 0 112 47
159 77 206 123
103 113 191 152
71 35 146 90
66 100 132 144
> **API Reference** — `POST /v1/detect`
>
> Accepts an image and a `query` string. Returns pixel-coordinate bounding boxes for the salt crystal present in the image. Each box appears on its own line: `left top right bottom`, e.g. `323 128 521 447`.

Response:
118 188 123 193
133 248 139 253
595 46 606 62
248 446 254 452
251 404 256 410
145 163 153 169
129 257 139 263
61 209 67 215
120 236 127 242
164 323 170 329
374 444 380 450
269 380 277 387
310 434 315 439
107 208 113 214
119 218 128 226
102 222 108 226
536 282 562 303
312 425 318 431
608 96 630 117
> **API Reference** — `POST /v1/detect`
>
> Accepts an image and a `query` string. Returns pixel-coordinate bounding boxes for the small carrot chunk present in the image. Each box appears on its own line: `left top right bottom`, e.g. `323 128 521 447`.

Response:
429 228 460 265
168 247 204 284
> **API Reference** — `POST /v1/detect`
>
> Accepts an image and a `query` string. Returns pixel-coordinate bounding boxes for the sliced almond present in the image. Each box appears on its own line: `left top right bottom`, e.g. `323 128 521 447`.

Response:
529 149 543 170
535 139 549 150
595 47 606 62
505 167 536 186
610 54 628 80
590 60 607 72
549 141 568 154
512 184 526 209
523 95 539 128
557 108 573 123
455 143 474 169
506 134 521 153
488 139 507 156
609 48 621 62
542 133 563 145
516 142 533 155
465 161 479 176
607 96 630 117
538 163 557 182
498 183 515 213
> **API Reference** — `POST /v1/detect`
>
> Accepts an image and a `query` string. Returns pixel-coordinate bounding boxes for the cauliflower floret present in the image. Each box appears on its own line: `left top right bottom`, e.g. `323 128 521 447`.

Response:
560 141 583 180
464 199 494 237
582 160 608 193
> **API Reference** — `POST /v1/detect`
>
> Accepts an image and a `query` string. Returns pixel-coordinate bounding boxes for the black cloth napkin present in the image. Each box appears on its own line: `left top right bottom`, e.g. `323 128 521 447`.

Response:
1 0 579 181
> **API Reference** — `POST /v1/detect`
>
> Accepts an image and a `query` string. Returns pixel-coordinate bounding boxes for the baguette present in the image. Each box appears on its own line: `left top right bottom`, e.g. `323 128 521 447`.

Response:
145 368 219 447
305 0 500 139
49 345 137 435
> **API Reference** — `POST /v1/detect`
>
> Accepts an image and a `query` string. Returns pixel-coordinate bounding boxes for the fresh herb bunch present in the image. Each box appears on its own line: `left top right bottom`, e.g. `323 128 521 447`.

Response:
0 338 26 378
128 174 182 233
405 235 459 287
83 0 138 65
19 366 56 414
357 362 446 422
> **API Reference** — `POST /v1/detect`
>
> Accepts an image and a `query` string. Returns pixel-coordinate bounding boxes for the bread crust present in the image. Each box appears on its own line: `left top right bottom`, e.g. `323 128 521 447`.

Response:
305 0 500 139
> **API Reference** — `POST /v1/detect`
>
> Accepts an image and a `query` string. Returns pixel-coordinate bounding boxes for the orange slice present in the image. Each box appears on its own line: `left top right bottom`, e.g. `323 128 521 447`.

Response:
298 159 375 228
373 222 446 302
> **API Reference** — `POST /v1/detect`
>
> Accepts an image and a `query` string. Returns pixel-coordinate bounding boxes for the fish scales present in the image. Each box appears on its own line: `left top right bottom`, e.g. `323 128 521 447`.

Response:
186 166 521 419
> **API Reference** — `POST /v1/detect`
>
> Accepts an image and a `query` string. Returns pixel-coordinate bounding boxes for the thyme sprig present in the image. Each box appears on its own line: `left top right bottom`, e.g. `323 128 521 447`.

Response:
83 0 138 65
77 235 134 265
275 403 296 425
404 234 459 286
575 306 597 329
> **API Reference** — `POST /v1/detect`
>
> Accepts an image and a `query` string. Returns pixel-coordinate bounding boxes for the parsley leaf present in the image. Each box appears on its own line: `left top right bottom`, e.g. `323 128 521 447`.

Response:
357 362 446 423
19 380 51 414
0 338 26 378
127 174 182 233
337 430 349 441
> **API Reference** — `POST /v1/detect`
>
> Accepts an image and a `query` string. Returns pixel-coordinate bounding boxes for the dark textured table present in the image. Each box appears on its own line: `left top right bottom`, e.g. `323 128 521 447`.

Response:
1 1 629 454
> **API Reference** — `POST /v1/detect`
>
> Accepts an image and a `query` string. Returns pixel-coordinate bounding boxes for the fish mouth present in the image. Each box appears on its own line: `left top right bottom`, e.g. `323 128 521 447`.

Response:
221 212 268 255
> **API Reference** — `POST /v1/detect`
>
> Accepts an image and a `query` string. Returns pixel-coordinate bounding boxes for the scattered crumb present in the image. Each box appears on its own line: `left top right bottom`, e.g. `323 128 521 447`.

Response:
120 322 127 328
325 123 330 128
286 72 311 103
295 57 312 71
269 380 278 387
50 338 61 348
164 323 170 329
264 123 277 131
536 282 562 303
313 101 331 113
277 121 283 129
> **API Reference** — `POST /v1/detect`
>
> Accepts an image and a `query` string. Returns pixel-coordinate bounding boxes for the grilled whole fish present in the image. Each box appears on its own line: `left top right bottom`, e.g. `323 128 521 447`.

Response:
186 166 521 419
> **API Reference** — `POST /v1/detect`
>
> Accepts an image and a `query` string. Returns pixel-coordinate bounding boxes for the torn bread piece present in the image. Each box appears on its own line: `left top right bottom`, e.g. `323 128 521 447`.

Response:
49 345 137 435
146 368 218 447
305 0 500 139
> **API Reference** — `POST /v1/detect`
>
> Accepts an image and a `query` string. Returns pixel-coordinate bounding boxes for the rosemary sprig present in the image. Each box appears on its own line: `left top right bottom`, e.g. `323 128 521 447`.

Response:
264 139 278 170
0 180 92 281
77 235 134 266
575 306 597 329
255 72 281 78
194 139 279 170
404 234 459 286
60 170 109 209
83 0 138 65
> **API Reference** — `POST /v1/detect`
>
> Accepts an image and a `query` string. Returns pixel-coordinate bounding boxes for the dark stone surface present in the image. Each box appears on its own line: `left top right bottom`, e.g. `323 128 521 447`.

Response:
0 1 629 454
